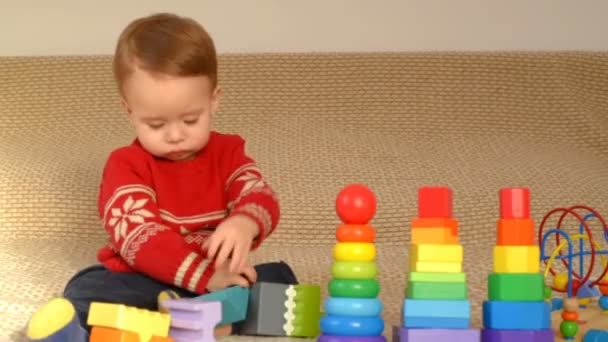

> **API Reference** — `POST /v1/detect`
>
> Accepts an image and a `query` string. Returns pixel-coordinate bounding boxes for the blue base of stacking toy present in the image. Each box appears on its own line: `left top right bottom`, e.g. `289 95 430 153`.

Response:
26 315 88 342
482 301 550 330
320 315 384 336
393 326 480 342
402 299 470 329
317 334 387 342
583 329 608 342
481 328 554 342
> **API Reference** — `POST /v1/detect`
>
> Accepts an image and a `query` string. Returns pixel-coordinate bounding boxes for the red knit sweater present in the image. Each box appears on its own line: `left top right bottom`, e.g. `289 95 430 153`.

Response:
96 131 279 294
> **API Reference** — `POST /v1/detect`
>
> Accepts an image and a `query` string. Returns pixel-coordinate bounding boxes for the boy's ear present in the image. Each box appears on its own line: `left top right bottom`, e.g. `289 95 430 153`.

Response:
211 86 222 116
120 97 134 125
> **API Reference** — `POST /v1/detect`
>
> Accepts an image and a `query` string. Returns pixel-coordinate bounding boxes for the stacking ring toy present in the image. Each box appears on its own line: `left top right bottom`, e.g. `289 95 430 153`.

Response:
334 242 376 261
332 261 377 279
320 315 384 336
336 224 376 243
329 279 380 298
318 334 387 342
324 297 382 316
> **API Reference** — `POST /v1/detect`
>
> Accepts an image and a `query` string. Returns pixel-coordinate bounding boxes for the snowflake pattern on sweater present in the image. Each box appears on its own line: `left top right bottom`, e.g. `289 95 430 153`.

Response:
96 132 279 294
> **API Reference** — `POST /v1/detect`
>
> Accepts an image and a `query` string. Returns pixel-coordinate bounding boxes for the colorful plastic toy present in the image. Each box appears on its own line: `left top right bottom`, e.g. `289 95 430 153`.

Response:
193 285 249 326
481 188 553 342
161 298 221 342
319 184 386 341
87 302 172 342
583 329 608 341
395 186 479 342
240 282 321 337
25 297 89 342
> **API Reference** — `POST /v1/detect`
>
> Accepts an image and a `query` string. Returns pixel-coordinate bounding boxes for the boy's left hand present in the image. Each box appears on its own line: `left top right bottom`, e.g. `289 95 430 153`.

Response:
203 214 259 273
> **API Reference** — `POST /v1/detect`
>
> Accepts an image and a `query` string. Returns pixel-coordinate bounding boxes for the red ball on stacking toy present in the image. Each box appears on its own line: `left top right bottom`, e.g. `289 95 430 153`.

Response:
336 184 377 224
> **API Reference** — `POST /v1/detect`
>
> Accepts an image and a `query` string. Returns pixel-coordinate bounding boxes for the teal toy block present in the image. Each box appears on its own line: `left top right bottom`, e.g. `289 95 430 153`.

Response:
195 285 249 326
583 329 608 342
403 317 470 329
403 299 470 319
482 300 550 330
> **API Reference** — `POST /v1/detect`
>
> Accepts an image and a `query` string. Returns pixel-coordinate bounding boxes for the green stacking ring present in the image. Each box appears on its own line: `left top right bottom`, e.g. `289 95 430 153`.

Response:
329 279 380 298
331 261 377 279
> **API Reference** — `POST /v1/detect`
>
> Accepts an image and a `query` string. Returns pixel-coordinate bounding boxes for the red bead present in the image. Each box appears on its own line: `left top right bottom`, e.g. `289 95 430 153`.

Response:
500 188 530 219
335 184 377 224
418 187 452 218
561 311 579 321
572 279 581 296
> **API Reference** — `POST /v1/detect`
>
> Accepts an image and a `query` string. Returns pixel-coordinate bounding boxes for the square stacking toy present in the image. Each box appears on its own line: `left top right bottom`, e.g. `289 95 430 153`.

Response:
482 301 551 330
481 328 554 342
393 326 480 342
493 246 539 273
488 273 544 301
195 285 249 326
402 299 470 329
240 282 321 337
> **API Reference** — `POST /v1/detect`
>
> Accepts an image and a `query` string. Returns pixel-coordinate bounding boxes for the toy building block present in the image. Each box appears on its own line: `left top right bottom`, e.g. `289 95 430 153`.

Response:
160 298 221 342
90 326 139 342
194 285 249 326
496 218 535 245
406 281 467 300
482 301 551 330
408 272 466 283
493 246 540 273
402 299 470 328
418 187 453 218
480 328 554 342
499 188 530 219
411 217 458 232
583 329 608 342
488 273 544 301
26 297 88 342
411 227 458 244
393 326 480 342
410 260 462 273
411 244 463 263
87 302 171 342
240 282 321 337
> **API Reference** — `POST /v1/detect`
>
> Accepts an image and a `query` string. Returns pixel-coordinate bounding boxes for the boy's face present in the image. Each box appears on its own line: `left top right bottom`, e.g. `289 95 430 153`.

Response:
121 68 220 161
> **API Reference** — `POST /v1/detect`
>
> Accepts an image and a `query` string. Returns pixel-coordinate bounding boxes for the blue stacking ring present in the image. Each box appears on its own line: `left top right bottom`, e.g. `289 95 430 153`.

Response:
325 297 383 317
320 315 384 336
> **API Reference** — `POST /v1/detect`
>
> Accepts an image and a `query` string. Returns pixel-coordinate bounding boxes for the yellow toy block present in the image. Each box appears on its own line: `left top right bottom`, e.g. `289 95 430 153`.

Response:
411 227 459 245
87 302 171 342
493 246 540 273
411 244 463 263
410 261 462 273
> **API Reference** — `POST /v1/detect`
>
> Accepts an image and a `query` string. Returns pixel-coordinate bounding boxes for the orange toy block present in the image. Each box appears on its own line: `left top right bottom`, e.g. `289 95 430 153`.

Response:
150 336 174 342
497 218 535 246
90 326 139 342
411 227 458 244
411 218 458 236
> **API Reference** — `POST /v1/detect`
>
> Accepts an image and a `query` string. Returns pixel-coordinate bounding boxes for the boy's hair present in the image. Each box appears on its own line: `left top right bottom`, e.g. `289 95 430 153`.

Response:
113 13 217 94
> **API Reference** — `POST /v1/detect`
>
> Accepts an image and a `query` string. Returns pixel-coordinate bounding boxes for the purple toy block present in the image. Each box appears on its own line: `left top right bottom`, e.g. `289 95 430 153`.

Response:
162 298 221 342
318 334 387 342
393 326 480 342
481 328 554 342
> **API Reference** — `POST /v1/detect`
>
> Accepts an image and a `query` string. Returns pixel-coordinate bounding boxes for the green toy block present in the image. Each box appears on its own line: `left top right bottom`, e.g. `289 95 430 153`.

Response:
241 282 321 337
406 281 468 300
195 285 249 326
488 273 544 301
408 272 467 283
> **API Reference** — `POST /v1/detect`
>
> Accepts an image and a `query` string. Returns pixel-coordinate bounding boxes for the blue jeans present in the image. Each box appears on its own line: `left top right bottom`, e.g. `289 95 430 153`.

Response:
63 261 298 333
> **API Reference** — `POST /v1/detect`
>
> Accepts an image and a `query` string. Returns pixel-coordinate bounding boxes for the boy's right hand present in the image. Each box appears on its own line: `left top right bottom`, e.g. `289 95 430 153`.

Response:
205 258 257 292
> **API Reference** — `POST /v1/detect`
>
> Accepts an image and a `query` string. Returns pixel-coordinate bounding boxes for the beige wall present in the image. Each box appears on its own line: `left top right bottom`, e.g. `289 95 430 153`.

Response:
1 0 607 56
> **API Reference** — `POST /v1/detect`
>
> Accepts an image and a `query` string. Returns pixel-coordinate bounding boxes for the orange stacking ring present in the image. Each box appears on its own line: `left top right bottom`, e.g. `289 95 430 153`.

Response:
336 224 376 243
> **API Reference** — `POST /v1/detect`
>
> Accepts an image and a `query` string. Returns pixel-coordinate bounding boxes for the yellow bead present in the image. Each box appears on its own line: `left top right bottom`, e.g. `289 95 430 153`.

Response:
411 244 463 263
493 246 540 273
334 242 376 261
553 273 568 290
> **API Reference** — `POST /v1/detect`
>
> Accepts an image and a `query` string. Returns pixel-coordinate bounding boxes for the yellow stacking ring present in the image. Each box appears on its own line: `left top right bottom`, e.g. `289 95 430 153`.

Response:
334 242 376 262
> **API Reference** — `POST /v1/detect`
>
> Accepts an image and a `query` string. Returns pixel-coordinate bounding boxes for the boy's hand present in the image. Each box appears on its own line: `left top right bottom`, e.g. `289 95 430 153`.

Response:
206 258 257 292
203 214 259 273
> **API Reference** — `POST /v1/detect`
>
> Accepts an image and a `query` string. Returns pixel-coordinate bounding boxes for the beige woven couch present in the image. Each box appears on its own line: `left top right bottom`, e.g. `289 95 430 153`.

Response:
1 52 607 342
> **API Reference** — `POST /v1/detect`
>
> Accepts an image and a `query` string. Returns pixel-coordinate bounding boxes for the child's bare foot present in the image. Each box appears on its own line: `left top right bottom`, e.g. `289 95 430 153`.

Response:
214 324 233 336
